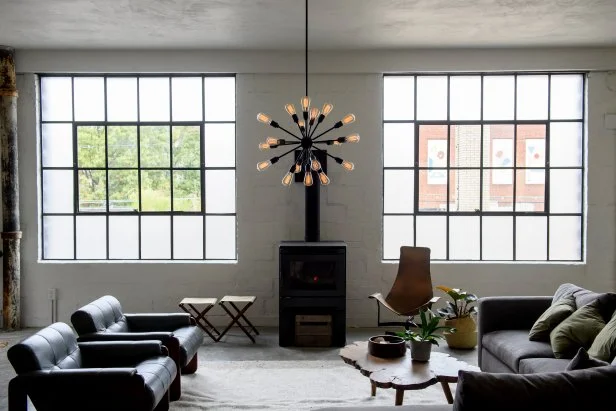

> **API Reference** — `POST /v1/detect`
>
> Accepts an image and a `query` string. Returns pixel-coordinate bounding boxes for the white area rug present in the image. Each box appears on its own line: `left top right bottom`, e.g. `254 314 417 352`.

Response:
172 360 450 410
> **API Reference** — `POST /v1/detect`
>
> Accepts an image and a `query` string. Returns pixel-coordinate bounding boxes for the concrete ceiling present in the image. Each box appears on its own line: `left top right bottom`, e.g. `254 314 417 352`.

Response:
1 0 615 50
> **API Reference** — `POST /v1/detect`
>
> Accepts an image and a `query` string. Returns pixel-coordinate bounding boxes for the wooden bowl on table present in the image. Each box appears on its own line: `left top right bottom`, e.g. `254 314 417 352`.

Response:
368 335 406 358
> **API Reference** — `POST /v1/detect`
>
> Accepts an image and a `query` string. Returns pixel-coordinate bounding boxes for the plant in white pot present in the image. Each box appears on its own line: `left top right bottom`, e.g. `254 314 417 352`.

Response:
436 286 478 349
396 309 455 362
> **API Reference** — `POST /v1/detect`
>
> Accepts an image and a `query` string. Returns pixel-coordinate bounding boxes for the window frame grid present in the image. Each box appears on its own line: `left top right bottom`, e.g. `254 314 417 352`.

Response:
39 73 237 261
383 72 586 262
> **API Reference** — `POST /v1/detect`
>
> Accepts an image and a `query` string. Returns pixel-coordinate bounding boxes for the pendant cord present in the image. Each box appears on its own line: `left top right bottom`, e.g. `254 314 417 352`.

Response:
305 0 308 97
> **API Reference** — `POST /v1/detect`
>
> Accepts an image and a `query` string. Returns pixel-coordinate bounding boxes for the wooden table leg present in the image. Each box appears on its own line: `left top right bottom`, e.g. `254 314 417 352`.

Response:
395 389 404 406
440 381 454 404
371 381 376 397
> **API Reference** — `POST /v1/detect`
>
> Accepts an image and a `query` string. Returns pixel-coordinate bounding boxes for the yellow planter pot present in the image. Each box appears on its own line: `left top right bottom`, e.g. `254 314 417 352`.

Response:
444 316 477 349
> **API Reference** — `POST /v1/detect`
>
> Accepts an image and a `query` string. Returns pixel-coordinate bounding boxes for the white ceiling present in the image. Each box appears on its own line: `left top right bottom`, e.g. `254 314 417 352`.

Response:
1 0 616 50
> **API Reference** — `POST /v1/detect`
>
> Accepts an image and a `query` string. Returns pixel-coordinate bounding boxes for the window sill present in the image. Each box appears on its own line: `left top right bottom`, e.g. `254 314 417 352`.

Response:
37 259 238 264
381 260 585 265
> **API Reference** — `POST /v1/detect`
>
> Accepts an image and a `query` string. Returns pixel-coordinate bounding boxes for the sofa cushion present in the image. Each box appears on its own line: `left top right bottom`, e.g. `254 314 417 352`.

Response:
173 325 203 366
529 294 576 342
588 310 616 362
550 293 616 359
565 347 609 371
518 358 570 373
136 356 176 408
482 330 554 372
552 283 603 309
454 367 616 411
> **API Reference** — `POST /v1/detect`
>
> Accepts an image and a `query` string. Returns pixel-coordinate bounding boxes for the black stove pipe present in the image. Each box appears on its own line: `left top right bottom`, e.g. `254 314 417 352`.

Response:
304 173 320 242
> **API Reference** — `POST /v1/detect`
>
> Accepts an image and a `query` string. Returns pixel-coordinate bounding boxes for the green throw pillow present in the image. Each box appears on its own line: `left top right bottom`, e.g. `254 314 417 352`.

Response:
529 294 576 342
550 299 606 359
588 310 616 362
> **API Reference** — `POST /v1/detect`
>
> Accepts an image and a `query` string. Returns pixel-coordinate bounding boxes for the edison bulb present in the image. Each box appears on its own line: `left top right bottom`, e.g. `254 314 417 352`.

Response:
311 159 321 171
266 137 280 145
257 113 272 124
285 104 296 116
257 160 271 171
294 164 301 173
322 103 334 117
304 171 313 186
258 142 270 151
282 172 293 186
342 160 355 171
310 107 319 121
341 114 356 125
346 133 360 143
319 172 331 186
299 120 305 129
333 141 342 146
301 96 311 112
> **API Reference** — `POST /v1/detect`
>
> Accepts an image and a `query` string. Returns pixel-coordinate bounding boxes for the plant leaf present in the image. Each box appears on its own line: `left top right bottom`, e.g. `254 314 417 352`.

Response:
436 285 453 293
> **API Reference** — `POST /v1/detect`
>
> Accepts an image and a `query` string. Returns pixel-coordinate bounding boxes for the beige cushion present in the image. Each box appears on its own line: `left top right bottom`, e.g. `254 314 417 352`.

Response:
529 294 576 342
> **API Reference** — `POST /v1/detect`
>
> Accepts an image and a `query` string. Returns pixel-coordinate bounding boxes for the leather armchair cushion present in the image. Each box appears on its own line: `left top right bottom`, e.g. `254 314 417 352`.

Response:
79 340 166 368
8 322 82 374
125 313 193 332
71 295 128 335
173 326 204 365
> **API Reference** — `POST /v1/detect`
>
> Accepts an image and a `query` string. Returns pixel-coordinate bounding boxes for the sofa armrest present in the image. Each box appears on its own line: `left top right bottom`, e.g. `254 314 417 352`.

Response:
79 340 167 368
77 331 174 342
478 296 551 336
125 313 193 331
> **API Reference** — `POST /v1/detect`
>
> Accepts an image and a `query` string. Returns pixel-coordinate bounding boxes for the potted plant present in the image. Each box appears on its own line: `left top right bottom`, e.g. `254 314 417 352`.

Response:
436 286 478 349
396 308 455 362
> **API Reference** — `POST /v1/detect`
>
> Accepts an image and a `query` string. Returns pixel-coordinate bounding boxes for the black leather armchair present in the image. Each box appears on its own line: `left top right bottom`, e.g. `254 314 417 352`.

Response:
7 322 176 411
70 295 203 401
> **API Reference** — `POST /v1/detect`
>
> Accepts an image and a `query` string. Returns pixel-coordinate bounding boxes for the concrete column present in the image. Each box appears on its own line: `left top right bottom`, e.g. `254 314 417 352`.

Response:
0 46 21 330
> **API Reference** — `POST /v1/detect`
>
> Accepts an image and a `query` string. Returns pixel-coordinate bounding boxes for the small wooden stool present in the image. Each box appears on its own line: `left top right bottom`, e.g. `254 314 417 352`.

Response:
218 296 259 343
178 297 220 342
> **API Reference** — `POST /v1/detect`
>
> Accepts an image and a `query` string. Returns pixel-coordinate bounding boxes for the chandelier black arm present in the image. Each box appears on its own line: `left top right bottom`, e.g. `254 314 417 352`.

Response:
311 145 340 162
276 146 300 161
277 125 302 141
313 140 336 144
311 125 337 141
308 121 321 139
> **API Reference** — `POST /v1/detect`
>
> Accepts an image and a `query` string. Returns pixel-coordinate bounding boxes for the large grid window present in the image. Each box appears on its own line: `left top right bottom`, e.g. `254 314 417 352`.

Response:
383 73 585 262
39 75 236 260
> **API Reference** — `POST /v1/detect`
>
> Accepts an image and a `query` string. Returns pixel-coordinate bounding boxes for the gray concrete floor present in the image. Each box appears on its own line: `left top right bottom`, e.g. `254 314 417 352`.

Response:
0 327 478 410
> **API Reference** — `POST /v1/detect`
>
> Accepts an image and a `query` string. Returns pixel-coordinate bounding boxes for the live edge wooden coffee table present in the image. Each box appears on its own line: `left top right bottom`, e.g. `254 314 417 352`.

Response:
340 341 480 406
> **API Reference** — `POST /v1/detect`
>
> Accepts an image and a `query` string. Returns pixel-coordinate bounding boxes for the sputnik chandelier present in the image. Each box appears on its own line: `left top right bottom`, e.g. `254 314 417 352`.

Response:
256 0 359 187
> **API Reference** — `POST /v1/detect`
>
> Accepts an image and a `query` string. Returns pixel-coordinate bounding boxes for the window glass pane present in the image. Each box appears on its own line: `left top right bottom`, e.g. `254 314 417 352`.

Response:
384 76 414 120
483 169 513 211
74 77 104 121
482 216 513 260
41 77 72 121
107 77 138 122
516 169 544 212
107 126 137 168
173 216 204 259
204 77 235 121
450 170 480 212
418 125 447 167
140 126 170 167
43 216 74 259
108 170 138 212
109 216 139 259
551 75 583 120
77 126 105 168
172 77 203 121
416 216 447 259
173 126 201 167
516 217 547 260
483 125 514 167
43 170 73 213
139 77 170 121
517 75 548 120
204 123 235 167
206 216 236 259
550 169 582 213
384 123 414 167
76 216 106 259
384 170 414 214
419 170 447 211
42 124 73 167
483 76 514 120
449 216 480 260
205 170 235 213
517 124 546 167
383 216 414 259
141 216 171 259
417 76 447 120
78 170 106 212
450 76 481 120
141 170 171 211
174 170 201 212
550 122 582 167
550 216 581 261
450 125 480 167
